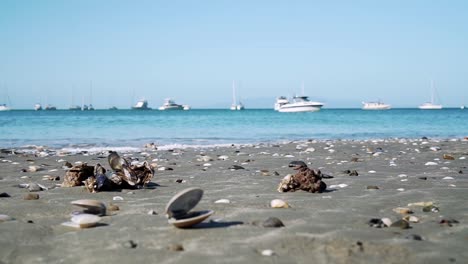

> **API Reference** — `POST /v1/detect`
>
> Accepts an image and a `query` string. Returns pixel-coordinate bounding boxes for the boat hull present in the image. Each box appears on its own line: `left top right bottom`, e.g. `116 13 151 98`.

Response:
419 104 442 110
277 105 322 112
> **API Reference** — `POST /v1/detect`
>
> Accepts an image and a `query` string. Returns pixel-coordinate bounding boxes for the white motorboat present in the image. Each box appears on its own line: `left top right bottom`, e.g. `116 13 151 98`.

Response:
419 81 442 110
158 98 184 110
461 105 466 110
275 95 324 112
183 105 191 110
230 81 245 110
0 104 10 111
34 103 42 111
132 99 151 110
362 101 391 110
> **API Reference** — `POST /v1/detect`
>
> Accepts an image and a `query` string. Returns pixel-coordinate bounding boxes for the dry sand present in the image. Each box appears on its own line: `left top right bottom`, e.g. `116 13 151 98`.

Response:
1 138 467 264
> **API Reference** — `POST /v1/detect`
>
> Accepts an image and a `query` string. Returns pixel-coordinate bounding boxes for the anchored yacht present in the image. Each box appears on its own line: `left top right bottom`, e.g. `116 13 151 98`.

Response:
362 101 391 110
419 81 442 110
275 96 324 112
158 98 186 110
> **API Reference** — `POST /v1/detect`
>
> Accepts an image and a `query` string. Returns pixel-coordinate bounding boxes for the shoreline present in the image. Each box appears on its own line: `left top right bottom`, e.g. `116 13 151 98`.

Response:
1 138 467 263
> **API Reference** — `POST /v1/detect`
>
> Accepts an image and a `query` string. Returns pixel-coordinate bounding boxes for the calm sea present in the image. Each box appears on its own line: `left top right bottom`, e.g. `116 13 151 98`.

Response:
0 109 467 150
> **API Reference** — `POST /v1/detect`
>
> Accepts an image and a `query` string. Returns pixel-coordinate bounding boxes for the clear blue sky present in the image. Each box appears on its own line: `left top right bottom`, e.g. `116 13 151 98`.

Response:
1 0 468 109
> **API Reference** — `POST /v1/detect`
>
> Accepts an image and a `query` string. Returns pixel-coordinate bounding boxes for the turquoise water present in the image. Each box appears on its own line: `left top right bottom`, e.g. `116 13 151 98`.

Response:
0 109 467 149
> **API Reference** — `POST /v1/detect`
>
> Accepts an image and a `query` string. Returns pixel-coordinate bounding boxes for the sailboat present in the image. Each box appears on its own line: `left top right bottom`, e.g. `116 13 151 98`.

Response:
230 80 244 110
419 80 442 110
0 85 11 111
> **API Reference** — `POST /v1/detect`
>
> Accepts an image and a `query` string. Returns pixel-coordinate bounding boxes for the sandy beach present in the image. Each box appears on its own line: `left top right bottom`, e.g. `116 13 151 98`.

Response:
1 138 467 264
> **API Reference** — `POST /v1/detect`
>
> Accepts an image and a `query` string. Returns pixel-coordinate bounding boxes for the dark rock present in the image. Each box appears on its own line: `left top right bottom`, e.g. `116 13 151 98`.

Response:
108 204 120 211
422 136 428 140
405 234 423 241
262 217 285 228
175 179 183 183
228 165 245 170
390 219 410 229
289 161 307 168
274 171 280 176
423 205 439 212
367 185 379 190
167 243 184 251
63 161 73 168
23 193 39 200
459 170 463 174
349 170 359 176
27 220 34 224
122 240 137 249
21 168 27 173
0 192 11 198
368 218 385 228
350 157 360 162
418 177 428 180
439 219 459 227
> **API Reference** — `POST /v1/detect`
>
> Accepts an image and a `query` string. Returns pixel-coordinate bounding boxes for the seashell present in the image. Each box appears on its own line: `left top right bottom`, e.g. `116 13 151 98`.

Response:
61 213 101 228
443 176 454 180
403 215 420 223
203 163 212 167
261 249 275 256
393 207 413 215
214 199 230 204
166 187 214 228
197 156 213 162
397 188 405 192
430 146 441 151
381 218 393 227
113 196 124 201
304 147 316 153
368 170 376 173
425 162 438 166
270 199 289 208
71 199 106 216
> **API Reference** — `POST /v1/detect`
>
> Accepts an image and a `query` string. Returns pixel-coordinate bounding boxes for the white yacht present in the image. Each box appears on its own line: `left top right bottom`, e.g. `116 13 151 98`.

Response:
158 98 184 110
132 99 151 110
34 103 42 111
0 104 10 111
275 95 324 112
183 105 191 110
44 104 57 110
419 81 442 110
230 81 244 110
362 101 391 110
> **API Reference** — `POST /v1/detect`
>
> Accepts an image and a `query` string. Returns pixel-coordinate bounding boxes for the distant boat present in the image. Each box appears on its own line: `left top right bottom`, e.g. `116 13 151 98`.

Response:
158 98 184 110
362 101 391 110
419 81 442 110
461 105 466 110
183 105 191 110
0 104 10 111
132 99 151 110
230 81 244 110
88 104 95 110
109 106 118 110
69 105 81 111
34 103 42 111
275 96 324 112
44 104 57 110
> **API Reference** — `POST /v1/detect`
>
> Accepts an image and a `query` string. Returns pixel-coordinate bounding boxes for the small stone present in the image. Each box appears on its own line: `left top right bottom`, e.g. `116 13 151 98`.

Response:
442 176 454 180
368 218 385 228
349 170 359 176
367 185 379 190
28 165 42 172
390 219 410 229
403 215 420 223
63 161 73 168
443 154 455 160
108 204 120 211
167 243 184 251
228 165 245 170
0 192 11 198
0 214 14 222
430 146 441 151
418 177 427 180
405 234 423 241
122 240 137 249
439 219 459 227
147 210 157 215
425 162 438 166
270 199 289 208
422 205 439 212
393 207 413 215
24 193 39 200
381 218 393 227
262 217 285 228
175 179 184 183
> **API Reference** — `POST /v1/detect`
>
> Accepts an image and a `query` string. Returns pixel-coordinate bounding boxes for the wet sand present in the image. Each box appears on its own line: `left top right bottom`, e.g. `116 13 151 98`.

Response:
1 138 467 264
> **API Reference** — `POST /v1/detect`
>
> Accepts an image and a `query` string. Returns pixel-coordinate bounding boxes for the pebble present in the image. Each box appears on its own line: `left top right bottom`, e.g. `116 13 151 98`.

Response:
0 192 11 198
405 234 423 241
262 217 285 228
425 162 438 166
147 210 157 215
366 185 379 190
214 199 231 204
270 199 289 208
113 196 124 201
403 215 420 223
217 155 229 160
393 207 413 214
0 214 14 222
443 154 455 160
460 157 466 160
442 176 454 180
167 243 184 251
430 146 441 151
108 204 120 211
381 218 393 227
368 218 385 228
390 219 410 229
28 165 42 172
397 188 405 192
24 193 40 200
368 170 376 174
122 240 137 249
228 165 245 170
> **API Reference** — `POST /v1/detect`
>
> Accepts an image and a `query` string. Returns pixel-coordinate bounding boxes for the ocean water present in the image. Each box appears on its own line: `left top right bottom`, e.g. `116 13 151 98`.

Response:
0 109 467 150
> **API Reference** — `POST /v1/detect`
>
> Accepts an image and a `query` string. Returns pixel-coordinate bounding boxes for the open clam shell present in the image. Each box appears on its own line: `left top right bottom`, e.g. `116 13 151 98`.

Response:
165 187 214 228
71 199 106 216
61 213 101 228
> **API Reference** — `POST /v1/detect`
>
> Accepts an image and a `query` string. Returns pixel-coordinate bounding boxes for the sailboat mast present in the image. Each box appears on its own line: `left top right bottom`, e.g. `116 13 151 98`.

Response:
430 80 434 104
232 80 236 105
